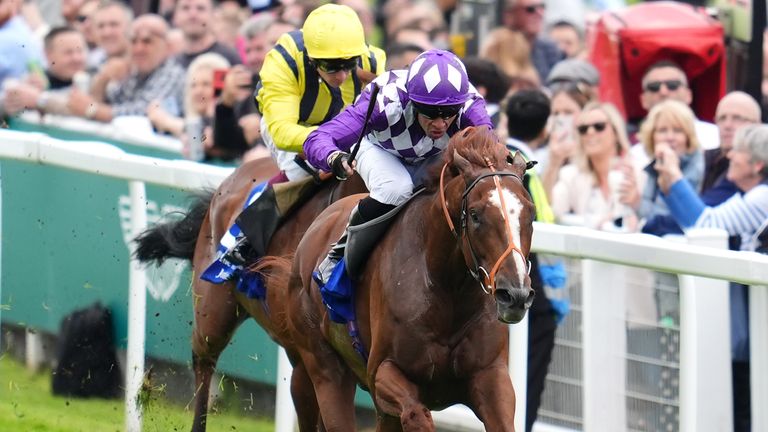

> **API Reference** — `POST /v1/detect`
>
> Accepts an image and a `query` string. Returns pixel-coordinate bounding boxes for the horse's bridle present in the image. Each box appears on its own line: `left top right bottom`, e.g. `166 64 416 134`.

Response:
439 159 530 296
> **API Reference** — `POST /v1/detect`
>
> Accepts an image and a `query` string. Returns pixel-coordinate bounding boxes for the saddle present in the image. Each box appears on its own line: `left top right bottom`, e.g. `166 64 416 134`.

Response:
201 174 327 296
344 189 424 278
321 189 424 324
237 175 321 257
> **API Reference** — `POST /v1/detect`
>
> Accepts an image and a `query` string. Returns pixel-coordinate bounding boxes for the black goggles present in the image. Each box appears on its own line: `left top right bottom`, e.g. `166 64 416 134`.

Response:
312 57 359 74
412 102 463 120
643 79 684 93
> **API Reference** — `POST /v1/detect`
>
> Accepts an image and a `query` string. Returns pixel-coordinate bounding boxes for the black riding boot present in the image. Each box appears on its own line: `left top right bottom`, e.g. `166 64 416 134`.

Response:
315 204 366 285
222 184 280 267
314 198 397 285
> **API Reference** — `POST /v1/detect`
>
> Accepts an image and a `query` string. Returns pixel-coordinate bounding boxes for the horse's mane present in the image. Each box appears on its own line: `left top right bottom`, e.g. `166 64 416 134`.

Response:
423 126 509 192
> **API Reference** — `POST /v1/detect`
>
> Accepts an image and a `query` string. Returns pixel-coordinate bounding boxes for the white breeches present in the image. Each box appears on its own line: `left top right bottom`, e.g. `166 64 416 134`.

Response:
356 139 429 206
260 117 316 181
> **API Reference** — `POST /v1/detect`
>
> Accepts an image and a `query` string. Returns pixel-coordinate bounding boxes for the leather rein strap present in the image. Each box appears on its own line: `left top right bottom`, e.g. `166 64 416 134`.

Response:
439 160 527 295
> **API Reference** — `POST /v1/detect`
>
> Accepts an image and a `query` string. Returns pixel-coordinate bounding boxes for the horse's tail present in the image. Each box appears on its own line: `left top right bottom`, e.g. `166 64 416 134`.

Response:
250 256 293 291
134 191 213 265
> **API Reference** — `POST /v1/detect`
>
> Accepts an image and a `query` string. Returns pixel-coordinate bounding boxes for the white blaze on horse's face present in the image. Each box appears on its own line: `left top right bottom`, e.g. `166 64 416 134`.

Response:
488 187 527 287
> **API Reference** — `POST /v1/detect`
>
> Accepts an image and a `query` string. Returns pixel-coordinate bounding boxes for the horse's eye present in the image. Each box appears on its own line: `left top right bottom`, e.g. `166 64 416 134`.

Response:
469 208 480 224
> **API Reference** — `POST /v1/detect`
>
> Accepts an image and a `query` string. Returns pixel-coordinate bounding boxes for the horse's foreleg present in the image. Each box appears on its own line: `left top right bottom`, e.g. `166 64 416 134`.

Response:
466 366 516 432
190 279 246 432
373 360 434 432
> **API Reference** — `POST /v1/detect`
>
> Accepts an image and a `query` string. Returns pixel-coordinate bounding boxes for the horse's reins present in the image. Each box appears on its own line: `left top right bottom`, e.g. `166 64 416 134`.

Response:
345 83 380 170
439 158 528 296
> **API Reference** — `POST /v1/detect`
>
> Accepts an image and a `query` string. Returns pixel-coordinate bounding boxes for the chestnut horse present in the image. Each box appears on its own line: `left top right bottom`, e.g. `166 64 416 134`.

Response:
134 156 367 431
260 126 536 431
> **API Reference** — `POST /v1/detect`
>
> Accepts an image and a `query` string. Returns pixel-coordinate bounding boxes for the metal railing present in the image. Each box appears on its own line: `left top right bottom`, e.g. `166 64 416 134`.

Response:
1 129 766 431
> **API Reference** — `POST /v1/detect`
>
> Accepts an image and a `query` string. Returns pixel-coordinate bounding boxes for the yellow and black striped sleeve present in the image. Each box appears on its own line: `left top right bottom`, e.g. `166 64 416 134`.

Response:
255 31 312 154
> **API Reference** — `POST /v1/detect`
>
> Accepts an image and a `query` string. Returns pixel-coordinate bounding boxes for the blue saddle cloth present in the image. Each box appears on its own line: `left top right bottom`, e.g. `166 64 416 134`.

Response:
314 260 356 324
200 182 268 299
314 260 368 361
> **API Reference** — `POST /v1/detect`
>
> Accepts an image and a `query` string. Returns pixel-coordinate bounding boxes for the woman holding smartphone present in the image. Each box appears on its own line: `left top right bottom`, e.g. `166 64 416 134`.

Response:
548 101 641 231
541 83 592 194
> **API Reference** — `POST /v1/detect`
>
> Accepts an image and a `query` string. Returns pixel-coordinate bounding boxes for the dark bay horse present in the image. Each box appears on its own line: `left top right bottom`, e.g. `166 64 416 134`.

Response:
134 156 367 431
260 126 536 431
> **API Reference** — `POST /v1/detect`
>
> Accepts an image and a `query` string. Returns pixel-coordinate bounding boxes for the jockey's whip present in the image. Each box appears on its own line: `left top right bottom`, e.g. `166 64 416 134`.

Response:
347 83 380 166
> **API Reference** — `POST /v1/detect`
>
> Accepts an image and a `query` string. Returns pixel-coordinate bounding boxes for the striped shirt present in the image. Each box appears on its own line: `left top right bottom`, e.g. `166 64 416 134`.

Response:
106 59 185 117
664 180 768 251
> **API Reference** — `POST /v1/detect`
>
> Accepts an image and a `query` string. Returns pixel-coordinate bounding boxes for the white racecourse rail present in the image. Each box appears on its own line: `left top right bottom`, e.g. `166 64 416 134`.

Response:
1 129 767 432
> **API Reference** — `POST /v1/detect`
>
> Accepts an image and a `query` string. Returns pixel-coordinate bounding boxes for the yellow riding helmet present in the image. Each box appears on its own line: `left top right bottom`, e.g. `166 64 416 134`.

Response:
302 4 367 59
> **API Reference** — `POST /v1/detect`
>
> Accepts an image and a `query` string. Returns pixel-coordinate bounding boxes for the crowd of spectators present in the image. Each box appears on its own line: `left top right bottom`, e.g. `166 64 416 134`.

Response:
1 0 768 430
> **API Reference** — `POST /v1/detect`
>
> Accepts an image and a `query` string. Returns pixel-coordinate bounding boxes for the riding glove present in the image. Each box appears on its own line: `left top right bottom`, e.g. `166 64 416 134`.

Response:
328 151 351 180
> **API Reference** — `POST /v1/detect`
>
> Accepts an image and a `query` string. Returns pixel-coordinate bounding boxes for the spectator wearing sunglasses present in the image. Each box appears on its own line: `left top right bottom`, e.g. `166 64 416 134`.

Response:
636 60 719 158
215 4 385 268
303 50 493 285
502 0 564 83
549 101 642 231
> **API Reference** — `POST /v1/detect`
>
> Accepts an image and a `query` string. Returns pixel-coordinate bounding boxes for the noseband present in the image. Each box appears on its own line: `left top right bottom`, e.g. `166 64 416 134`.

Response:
439 159 530 296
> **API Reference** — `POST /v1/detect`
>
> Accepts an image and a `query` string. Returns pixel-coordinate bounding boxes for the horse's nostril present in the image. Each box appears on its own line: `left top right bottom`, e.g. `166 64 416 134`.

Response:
526 289 535 303
495 289 512 304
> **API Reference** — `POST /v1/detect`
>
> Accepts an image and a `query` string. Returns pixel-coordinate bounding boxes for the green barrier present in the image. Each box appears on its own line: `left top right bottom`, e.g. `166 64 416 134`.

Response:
1 122 375 409
0 123 277 384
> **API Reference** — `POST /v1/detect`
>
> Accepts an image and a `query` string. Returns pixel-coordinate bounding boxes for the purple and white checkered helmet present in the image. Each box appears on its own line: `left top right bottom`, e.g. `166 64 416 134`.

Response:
406 50 470 106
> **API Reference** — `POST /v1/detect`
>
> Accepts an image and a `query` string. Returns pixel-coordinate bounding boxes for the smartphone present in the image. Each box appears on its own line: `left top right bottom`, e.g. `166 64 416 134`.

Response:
213 68 228 98
552 114 574 142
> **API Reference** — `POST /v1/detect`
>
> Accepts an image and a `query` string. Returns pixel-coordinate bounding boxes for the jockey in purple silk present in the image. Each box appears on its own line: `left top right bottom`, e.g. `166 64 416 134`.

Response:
304 49 494 285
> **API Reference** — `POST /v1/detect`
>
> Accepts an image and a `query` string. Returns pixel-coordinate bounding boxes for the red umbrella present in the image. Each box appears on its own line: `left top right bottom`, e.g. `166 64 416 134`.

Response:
588 1 725 122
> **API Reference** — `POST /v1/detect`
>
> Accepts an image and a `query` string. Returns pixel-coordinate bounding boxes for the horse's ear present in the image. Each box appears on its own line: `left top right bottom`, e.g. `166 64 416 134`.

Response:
508 151 528 177
452 149 472 175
